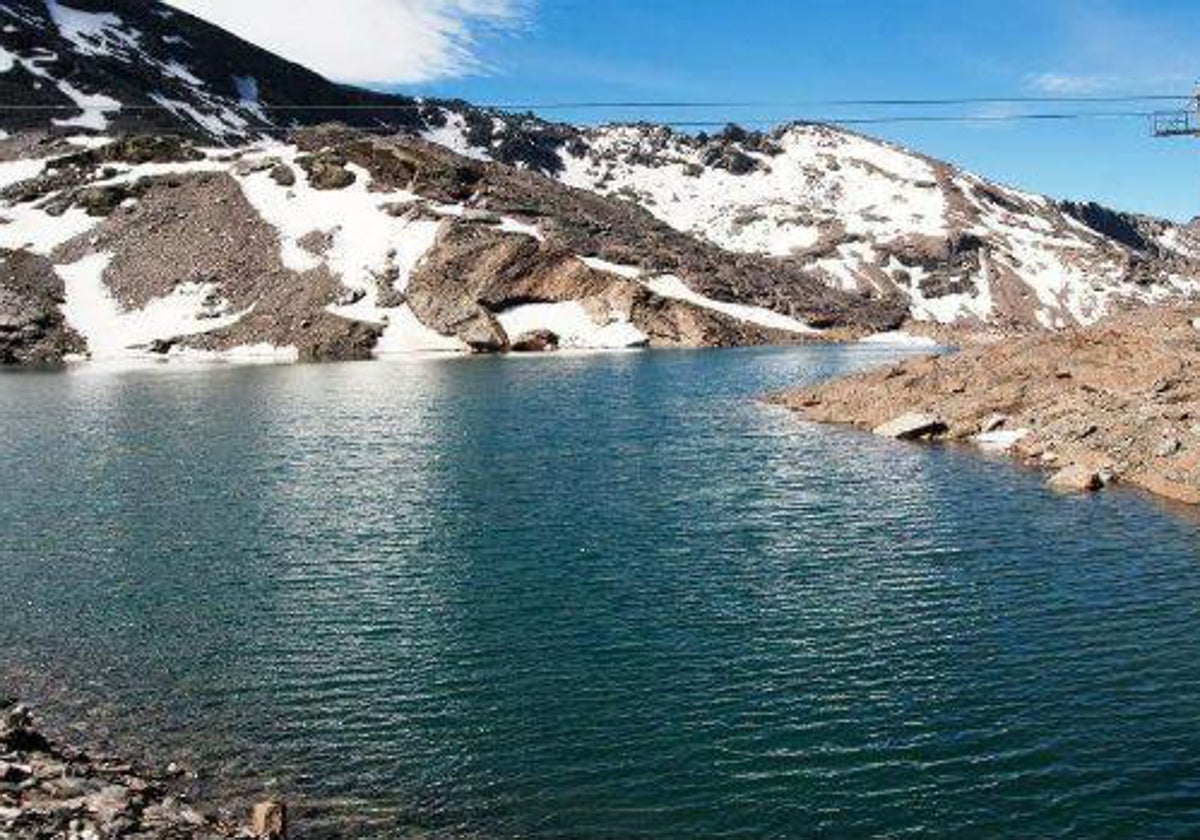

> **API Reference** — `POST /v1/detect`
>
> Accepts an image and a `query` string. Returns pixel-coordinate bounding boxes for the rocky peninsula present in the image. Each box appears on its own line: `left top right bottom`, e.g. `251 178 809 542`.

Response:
775 308 1200 506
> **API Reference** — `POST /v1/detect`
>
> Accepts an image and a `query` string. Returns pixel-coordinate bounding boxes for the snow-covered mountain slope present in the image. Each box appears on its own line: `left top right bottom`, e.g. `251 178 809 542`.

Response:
0 0 571 164
431 121 1200 329
4 0 1198 338
0 129 901 365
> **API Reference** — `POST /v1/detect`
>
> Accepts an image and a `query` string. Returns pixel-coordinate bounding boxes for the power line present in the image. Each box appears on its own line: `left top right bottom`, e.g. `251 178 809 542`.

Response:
488 95 1193 110
658 111 1161 127
182 110 1163 134
0 93 1192 112
0 101 1179 130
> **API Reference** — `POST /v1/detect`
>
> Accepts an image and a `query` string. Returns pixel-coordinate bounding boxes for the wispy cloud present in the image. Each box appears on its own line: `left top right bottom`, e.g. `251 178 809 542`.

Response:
163 0 532 85
1024 1 1197 95
1025 73 1117 95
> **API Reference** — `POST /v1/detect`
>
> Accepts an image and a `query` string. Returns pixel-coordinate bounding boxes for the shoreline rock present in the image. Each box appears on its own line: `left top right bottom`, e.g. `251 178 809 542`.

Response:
1 700 276 839
772 307 1200 506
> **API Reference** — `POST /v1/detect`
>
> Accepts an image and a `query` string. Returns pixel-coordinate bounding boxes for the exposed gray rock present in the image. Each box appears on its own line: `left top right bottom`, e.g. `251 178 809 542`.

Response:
268 163 296 188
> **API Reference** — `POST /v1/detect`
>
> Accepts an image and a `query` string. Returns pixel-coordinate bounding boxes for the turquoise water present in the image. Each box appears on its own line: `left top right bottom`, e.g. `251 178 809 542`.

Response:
3 347 1200 839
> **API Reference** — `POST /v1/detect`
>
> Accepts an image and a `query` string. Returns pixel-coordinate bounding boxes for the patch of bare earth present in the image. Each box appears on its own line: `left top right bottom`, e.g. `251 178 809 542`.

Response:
774 308 1200 505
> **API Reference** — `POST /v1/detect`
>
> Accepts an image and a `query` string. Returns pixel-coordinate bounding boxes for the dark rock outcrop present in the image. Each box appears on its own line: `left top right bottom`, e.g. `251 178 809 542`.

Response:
0 249 84 365
1059 201 1152 253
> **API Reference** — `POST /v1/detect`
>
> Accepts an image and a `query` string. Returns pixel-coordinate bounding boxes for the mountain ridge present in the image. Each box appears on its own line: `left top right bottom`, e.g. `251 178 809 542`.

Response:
1 0 1198 365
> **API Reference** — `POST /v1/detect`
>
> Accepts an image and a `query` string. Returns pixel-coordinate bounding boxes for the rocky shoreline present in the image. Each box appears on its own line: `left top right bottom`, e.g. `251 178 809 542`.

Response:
774 307 1200 506
0 700 283 839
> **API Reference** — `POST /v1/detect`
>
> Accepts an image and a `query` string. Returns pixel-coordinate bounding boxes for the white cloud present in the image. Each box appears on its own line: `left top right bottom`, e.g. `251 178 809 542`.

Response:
1023 2 1198 96
162 0 530 84
1025 73 1116 96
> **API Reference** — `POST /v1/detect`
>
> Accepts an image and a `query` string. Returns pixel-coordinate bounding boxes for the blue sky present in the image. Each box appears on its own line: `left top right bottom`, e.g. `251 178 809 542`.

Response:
180 0 1200 220
392 0 1200 221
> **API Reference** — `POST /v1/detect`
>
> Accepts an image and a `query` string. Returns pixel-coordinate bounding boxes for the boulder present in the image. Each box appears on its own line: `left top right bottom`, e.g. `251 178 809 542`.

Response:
873 412 948 440
76 185 132 217
458 314 508 353
269 163 297 188
981 413 1008 433
251 800 287 839
1048 464 1104 494
309 163 355 190
510 330 560 353
297 154 356 190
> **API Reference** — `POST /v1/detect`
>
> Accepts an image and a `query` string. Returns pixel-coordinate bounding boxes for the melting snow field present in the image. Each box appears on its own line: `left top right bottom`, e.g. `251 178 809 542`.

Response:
644 275 817 334
495 302 648 350
0 196 99 256
581 256 817 335
373 307 466 356
859 332 941 348
56 253 243 361
166 344 301 365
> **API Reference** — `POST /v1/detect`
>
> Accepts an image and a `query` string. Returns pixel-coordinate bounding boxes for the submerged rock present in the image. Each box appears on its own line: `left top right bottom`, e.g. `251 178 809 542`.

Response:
0 700 262 839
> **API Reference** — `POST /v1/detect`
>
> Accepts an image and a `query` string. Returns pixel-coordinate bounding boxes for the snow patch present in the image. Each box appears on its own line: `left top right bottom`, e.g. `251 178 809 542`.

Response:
373 306 466 355
644 274 817 334
558 123 946 260
235 147 430 287
149 92 246 141
8 48 122 130
57 253 242 361
167 343 300 365
45 0 141 57
580 256 643 279
495 301 648 350
974 429 1030 451
51 80 122 131
66 134 113 150
0 197 99 254
859 331 940 348
161 60 203 87
421 111 490 162
497 216 543 240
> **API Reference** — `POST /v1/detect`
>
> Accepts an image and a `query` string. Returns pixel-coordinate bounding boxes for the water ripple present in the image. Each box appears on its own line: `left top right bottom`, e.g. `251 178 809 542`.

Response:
4 347 1200 839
